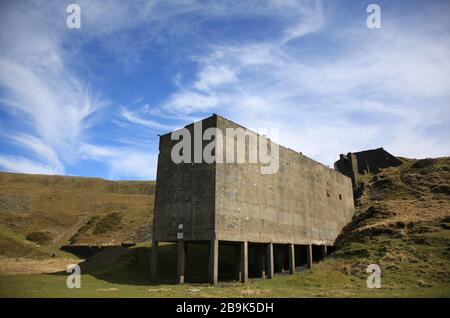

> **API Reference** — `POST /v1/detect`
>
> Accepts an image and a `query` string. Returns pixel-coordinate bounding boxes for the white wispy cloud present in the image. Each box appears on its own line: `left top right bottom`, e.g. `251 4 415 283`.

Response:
163 91 219 114
156 0 450 165
0 57 107 172
0 0 448 179
281 0 325 43
0 155 62 175
3 133 64 174
120 107 174 131
79 144 157 180
0 1 148 177
194 65 237 91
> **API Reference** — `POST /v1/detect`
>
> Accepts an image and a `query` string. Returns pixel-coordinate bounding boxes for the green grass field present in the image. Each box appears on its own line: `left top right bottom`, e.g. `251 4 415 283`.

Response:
1 237 449 298
1 271 448 298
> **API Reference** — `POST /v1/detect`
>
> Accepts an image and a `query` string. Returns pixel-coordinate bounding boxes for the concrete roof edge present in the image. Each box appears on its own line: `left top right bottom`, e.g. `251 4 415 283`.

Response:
156 113 342 175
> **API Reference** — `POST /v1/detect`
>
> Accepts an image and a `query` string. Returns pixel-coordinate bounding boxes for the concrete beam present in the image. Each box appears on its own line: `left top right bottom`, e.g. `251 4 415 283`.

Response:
177 240 186 284
150 240 158 282
240 241 248 283
307 244 313 269
288 244 295 274
208 239 219 284
267 243 274 279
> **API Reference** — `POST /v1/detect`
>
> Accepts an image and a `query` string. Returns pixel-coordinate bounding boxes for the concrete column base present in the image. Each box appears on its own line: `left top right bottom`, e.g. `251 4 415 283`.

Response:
307 244 313 269
288 244 295 274
177 240 186 284
267 243 274 279
240 241 248 283
208 239 219 284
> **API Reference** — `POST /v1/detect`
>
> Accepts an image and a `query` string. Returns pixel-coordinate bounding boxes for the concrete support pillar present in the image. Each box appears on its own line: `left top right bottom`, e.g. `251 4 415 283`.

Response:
177 240 186 284
321 245 327 258
234 244 242 281
240 241 248 283
208 239 219 284
258 246 267 278
266 243 274 279
307 244 313 269
150 240 158 282
288 244 295 274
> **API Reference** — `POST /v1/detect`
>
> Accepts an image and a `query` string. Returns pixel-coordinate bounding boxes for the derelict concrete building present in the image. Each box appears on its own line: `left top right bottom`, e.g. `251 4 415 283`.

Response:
151 114 354 284
334 148 403 188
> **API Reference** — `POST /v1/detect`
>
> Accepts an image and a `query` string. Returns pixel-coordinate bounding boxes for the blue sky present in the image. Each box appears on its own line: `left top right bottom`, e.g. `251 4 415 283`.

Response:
0 0 449 180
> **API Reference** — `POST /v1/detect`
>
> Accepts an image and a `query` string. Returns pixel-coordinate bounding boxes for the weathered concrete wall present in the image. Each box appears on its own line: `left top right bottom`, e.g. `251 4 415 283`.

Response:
334 153 358 187
153 115 354 245
334 148 403 186
353 148 402 174
153 116 216 242
214 116 354 245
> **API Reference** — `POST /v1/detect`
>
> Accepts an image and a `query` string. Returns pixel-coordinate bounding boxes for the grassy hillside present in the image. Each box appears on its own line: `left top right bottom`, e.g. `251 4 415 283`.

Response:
331 157 450 293
0 172 155 259
0 157 449 297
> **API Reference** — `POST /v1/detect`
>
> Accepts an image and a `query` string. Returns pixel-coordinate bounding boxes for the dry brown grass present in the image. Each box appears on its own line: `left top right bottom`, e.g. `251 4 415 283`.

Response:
332 156 450 291
0 171 155 257
0 256 80 275
353 157 449 229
